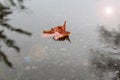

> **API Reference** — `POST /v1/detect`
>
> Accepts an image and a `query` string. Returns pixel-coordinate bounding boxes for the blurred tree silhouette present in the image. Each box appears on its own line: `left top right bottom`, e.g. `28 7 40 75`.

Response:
0 0 31 68
99 26 120 49
0 0 25 9
90 26 120 80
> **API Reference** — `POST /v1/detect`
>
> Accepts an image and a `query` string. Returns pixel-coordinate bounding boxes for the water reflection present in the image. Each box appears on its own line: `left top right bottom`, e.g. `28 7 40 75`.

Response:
0 47 12 67
1 0 25 9
0 0 31 68
99 26 120 48
53 36 71 43
90 26 120 80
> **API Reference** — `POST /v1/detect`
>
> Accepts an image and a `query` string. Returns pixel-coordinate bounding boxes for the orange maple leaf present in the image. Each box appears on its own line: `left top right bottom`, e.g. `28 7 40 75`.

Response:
42 21 71 42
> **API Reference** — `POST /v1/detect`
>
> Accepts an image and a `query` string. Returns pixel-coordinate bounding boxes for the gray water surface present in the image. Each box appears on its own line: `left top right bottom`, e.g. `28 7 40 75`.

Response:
1 0 120 80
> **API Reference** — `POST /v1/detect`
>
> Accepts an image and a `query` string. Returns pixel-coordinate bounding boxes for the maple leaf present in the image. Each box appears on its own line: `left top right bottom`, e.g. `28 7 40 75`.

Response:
42 21 71 42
